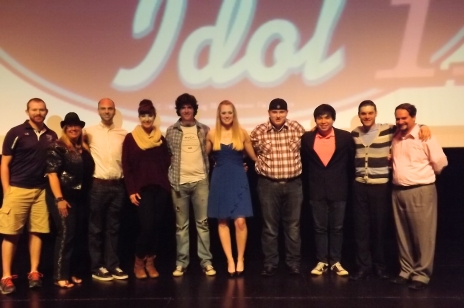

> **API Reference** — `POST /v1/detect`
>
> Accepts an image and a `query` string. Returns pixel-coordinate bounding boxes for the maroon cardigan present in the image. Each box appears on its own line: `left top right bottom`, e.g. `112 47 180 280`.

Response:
122 133 171 195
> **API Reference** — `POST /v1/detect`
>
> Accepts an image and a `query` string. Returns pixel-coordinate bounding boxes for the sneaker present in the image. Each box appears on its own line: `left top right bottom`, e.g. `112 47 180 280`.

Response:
28 271 43 288
331 262 349 276
172 266 186 277
92 267 114 281
311 262 329 276
110 267 128 280
203 265 216 276
0 275 17 294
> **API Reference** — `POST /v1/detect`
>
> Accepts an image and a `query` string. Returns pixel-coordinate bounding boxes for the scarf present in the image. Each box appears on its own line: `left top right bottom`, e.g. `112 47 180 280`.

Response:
132 125 163 150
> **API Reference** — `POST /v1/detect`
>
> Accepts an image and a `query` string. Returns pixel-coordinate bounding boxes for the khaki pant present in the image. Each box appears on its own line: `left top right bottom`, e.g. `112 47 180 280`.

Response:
0 186 50 234
392 184 437 284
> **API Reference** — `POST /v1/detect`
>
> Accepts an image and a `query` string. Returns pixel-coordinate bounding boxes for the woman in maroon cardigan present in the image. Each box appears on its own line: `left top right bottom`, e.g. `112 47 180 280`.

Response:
122 99 171 279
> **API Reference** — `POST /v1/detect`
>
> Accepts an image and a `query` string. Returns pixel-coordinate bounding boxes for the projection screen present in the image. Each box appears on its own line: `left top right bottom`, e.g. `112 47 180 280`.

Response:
1 0 463 149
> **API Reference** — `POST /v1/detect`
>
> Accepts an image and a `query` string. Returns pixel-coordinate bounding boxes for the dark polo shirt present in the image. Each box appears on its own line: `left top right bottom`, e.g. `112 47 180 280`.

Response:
2 120 57 189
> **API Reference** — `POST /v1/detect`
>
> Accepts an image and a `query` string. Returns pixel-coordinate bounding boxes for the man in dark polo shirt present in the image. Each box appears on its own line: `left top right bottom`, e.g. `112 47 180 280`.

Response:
0 98 57 295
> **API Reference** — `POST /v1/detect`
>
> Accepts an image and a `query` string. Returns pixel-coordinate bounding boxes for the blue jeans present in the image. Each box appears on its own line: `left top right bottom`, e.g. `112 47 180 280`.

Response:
257 177 302 268
88 180 125 272
310 199 346 264
171 179 212 268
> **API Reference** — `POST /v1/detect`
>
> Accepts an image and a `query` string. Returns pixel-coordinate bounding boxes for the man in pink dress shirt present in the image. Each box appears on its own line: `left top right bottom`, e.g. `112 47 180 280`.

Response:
390 103 448 290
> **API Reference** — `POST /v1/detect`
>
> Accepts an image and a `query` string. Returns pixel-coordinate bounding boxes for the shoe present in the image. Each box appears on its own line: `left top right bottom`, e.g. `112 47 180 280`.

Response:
390 276 408 285
92 267 114 281
54 280 74 289
134 256 148 279
145 256 159 278
28 271 43 288
287 265 301 275
172 266 186 277
71 276 82 284
349 269 371 281
110 267 128 280
228 271 237 278
236 259 244 277
0 275 17 295
409 281 427 290
311 262 329 276
331 262 349 276
203 265 216 276
261 266 277 276
374 268 389 280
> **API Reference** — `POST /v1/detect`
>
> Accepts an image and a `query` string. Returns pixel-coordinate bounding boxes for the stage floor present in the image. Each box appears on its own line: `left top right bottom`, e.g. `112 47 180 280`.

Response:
1 235 463 308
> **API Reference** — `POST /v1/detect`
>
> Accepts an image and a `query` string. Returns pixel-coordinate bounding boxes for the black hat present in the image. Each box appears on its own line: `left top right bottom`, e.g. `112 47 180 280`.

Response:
60 112 85 128
268 98 288 111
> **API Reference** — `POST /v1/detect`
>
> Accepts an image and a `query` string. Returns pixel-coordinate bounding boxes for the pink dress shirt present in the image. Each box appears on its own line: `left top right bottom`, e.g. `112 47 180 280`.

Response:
392 124 448 186
313 129 335 167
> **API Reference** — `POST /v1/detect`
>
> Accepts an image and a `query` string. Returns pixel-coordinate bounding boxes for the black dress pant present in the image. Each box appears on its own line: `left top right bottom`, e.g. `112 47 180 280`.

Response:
352 181 390 271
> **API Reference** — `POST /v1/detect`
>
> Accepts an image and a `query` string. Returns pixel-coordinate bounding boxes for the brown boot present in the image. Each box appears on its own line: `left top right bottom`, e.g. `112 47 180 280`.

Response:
134 256 148 279
145 255 159 278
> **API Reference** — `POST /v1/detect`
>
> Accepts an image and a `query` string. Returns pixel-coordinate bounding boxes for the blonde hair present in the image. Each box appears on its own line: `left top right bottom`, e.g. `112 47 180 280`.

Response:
213 100 244 151
59 126 90 152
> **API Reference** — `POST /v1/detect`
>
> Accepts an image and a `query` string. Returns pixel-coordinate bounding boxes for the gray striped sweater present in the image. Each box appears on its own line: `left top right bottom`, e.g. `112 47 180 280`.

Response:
351 124 395 184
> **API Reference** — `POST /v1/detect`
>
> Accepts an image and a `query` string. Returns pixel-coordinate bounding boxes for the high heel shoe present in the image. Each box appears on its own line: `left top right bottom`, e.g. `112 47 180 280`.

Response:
228 271 237 278
227 260 236 278
236 259 244 276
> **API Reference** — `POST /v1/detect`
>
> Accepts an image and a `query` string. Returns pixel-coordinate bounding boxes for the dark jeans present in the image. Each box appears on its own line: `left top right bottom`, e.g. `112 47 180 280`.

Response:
135 186 169 258
310 199 346 264
353 181 390 271
88 180 125 272
46 188 88 281
257 176 302 268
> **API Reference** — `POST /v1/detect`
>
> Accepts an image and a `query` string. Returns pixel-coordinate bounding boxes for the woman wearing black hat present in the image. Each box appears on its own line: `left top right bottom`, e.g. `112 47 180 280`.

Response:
122 100 171 279
45 112 95 288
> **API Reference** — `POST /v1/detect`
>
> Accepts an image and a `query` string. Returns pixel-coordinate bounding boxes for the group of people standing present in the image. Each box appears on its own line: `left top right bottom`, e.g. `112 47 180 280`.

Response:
0 95 447 295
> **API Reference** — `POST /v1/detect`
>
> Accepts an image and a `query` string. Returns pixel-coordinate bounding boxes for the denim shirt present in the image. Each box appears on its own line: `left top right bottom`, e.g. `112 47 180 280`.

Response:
165 119 210 191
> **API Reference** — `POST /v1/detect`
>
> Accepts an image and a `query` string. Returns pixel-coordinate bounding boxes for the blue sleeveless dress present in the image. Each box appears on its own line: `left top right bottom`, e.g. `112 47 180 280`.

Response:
208 144 253 219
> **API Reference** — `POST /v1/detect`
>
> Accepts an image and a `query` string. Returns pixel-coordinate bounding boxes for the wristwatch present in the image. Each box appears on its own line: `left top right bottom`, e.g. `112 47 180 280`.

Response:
55 197 64 204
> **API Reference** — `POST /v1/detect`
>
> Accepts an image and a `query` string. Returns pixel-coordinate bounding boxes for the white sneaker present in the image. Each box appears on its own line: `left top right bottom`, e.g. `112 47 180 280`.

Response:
203 265 216 276
311 262 329 275
172 266 186 277
331 262 349 276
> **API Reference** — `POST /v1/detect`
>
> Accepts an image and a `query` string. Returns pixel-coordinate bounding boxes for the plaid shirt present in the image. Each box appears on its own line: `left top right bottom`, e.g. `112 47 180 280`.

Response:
250 119 305 180
165 119 210 191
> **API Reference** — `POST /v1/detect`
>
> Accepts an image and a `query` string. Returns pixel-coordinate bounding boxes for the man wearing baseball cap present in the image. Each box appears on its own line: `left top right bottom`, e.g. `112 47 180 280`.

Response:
250 98 305 276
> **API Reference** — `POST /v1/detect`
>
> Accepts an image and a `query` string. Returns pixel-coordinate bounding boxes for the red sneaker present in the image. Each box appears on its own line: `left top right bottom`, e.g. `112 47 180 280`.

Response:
28 271 43 288
1 275 18 294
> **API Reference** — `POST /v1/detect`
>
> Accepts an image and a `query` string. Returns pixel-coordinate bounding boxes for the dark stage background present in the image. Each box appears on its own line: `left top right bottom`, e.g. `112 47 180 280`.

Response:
0 147 462 277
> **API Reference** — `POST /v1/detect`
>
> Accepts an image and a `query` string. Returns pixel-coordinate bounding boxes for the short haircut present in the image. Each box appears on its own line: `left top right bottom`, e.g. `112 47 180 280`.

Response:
175 93 198 117
358 100 377 113
395 103 417 117
314 104 336 120
27 98 46 110
97 98 115 108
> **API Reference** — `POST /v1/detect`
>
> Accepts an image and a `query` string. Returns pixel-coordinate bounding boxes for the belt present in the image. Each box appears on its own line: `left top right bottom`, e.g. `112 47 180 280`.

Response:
392 183 434 190
93 178 123 185
260 175 300 184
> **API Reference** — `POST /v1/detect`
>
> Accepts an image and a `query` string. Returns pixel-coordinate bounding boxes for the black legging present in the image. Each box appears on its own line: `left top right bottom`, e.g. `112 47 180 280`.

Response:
135 185 169 258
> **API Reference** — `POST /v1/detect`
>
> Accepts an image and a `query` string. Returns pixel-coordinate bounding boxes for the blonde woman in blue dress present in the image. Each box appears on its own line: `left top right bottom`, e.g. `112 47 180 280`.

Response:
206 100 257 276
